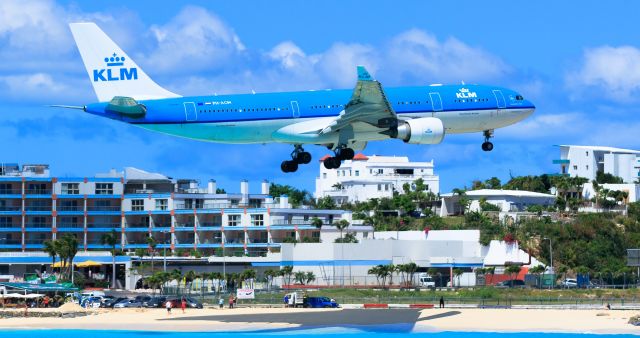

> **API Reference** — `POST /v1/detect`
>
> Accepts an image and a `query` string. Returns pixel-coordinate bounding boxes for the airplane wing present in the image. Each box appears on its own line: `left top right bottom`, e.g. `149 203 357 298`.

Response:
320 66 397 135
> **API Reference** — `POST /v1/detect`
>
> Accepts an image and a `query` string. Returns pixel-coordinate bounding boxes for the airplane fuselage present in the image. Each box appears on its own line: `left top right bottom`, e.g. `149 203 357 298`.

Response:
85 84 535 145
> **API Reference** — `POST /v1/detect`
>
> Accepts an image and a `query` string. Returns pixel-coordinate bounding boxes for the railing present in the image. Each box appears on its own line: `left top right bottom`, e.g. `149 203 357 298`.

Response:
87 206 120 211
57 223 83 228
0 189 21 194
0 224 18 228
248 238 269 243
25 189 52 194
271 221 318 226
24 223 51 228
24 239 47 244
0 240 21 245
57 206 83 211
126 224 149 228
174 202 267 210
87 223 120 229
0 206 21 211
24 206 52 211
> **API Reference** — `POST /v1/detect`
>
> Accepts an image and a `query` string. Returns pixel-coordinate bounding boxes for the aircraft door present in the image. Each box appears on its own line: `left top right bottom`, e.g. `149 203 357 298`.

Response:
492 90 506 109
184 102 197 121
429 92 443 116
290 101 300 118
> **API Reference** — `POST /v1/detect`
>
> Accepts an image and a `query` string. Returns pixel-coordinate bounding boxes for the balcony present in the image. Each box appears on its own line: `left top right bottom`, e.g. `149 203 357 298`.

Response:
0 239 21 245
24 239 48 244
0 206 21 212
25 189 52 195
87 206 120 211
24 206 52 211
0 189 21 195
25 223 51 228
58 206 83 212
57 223 84 228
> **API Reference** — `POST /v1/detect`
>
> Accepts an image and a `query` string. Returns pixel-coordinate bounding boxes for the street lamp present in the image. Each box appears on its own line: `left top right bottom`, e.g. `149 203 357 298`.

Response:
543 237 553 273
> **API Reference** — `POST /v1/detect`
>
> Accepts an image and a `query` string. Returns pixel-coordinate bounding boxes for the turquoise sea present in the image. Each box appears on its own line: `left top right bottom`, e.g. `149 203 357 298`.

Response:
0 330 637 338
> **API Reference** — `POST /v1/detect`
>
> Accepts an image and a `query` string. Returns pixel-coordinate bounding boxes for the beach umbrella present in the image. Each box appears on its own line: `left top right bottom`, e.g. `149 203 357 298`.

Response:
75 260 102 268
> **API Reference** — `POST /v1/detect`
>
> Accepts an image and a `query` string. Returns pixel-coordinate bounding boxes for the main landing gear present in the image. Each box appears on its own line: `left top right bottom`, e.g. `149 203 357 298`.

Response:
323 146 355 170
281 145 312 173
482 130 494 152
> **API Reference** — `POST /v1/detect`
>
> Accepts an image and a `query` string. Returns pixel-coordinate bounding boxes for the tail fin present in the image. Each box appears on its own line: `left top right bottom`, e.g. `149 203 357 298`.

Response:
69 22 180 102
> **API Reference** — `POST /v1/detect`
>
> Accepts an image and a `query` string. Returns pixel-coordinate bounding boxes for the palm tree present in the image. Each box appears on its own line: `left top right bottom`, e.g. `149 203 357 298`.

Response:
368 266 381 286
452 268 464 287
294 271 307 284
184 270 197 294
147 235 157 273
280 266 294 286
505 265 522 281
43 239 58 270
170 269 183 292
386 264 396 286
404 262 418 287
58 234 79 281
305 271 316 285
311 217 323 229
241 269 257 288
101 230 119 289
263 269 277 290
334 219 350 242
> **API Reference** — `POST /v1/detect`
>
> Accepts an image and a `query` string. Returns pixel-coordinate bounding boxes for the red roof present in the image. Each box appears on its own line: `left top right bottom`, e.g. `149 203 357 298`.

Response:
319 155 331 162
352 153 369 161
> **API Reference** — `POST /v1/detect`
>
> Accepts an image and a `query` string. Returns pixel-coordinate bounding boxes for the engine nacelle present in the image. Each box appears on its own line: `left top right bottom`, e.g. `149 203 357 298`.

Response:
395 117 445 144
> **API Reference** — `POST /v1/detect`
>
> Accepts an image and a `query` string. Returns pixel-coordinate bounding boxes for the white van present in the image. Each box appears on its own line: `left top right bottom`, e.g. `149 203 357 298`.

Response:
285 292 304 308
418 273 435 289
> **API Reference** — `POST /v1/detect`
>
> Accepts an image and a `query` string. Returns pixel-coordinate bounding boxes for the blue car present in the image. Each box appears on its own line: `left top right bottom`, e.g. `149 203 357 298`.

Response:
304 297 339 308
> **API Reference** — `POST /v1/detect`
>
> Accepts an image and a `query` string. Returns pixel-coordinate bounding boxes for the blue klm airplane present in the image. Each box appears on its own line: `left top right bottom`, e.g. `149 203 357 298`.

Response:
65 23 535 173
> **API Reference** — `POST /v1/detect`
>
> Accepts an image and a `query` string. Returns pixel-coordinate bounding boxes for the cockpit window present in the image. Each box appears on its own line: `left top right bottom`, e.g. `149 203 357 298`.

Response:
515 95 524 101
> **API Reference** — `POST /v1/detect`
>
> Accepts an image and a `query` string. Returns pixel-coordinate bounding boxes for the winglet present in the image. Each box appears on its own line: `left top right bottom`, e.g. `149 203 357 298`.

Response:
357 66 374 81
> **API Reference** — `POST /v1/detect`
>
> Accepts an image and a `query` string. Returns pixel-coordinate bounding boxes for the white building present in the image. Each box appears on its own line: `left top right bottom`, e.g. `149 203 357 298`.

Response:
439 189 557 216
315 154 439 204
555 145 640 183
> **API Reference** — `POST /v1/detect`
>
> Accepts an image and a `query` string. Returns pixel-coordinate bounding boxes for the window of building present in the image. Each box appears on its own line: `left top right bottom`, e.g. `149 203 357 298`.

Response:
573 165 578 170
251 214 264 226
0 184 12 194
31 216 47 227
378 184 382 191
131 199 144 211
378 169 383 174
61 183 79 195
385 184 390 191
322 173 327 179
0 217 11 227
96 183 113 195
228 214 241 226
586 151 589 156
355 170 359 176
28 183 47 193
395 168 414 175
59 216 79 227
586 165 589 170
155 199 168 211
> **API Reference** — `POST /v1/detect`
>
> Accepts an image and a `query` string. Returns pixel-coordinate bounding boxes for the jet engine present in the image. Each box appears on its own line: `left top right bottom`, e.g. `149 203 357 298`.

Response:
394 117 445 144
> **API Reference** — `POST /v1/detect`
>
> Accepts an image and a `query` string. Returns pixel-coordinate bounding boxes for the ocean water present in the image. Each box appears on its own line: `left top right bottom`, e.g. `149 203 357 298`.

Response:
0 330 637 338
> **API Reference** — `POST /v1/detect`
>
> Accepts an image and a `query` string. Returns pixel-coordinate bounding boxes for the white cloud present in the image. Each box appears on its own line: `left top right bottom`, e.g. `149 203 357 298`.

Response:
146 6 245 73
567 45 640 102
384 29 509 84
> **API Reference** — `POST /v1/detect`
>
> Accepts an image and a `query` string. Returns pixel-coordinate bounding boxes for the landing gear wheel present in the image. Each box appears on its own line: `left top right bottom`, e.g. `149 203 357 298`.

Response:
281 160 299 173
296 151 312 164
481 142 494 152
339 148 355 160
323 157 342 169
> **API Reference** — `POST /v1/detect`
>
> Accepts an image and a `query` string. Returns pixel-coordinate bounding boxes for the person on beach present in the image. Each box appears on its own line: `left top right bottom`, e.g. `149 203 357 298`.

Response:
181 298 187 314
284 294 289 308
439 296 445 308
166 300 172 315
219 296 224 309
229 294 234 309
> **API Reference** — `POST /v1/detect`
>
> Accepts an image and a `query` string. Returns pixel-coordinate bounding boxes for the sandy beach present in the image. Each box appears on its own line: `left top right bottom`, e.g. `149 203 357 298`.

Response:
0 307 638 334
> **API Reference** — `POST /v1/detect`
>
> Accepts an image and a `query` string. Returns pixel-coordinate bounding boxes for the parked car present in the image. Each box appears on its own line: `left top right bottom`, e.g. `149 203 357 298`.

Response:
145 296 167 308
113 299 143 308
418 273 436 289
304 297 339 308
561 278 578 288
166 297 203 309
495 279 526 288
134 295 152 306
102 297 128 308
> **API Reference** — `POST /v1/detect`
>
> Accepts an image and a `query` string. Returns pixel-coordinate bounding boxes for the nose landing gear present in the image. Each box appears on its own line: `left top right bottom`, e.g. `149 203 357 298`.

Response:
482 130 494 152
281 145 312 173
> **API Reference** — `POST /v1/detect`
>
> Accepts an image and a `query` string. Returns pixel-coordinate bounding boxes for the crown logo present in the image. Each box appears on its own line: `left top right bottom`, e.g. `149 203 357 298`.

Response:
104 53 125 67
459 88 469 93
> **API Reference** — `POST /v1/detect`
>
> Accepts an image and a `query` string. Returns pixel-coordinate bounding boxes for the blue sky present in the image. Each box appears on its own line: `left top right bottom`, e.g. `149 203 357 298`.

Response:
1 0 639 194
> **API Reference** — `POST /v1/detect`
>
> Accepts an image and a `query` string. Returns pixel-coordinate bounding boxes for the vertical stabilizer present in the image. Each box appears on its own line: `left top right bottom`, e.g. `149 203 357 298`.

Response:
69 22 180 102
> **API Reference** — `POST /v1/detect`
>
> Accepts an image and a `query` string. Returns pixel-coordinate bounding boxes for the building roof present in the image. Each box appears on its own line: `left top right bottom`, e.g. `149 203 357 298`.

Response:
557 145 640 154
352 153 369 161
442 189 555 198
124 167 171 181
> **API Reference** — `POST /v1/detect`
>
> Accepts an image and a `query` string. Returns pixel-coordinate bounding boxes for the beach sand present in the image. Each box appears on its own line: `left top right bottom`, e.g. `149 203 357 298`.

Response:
0 307 637 334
